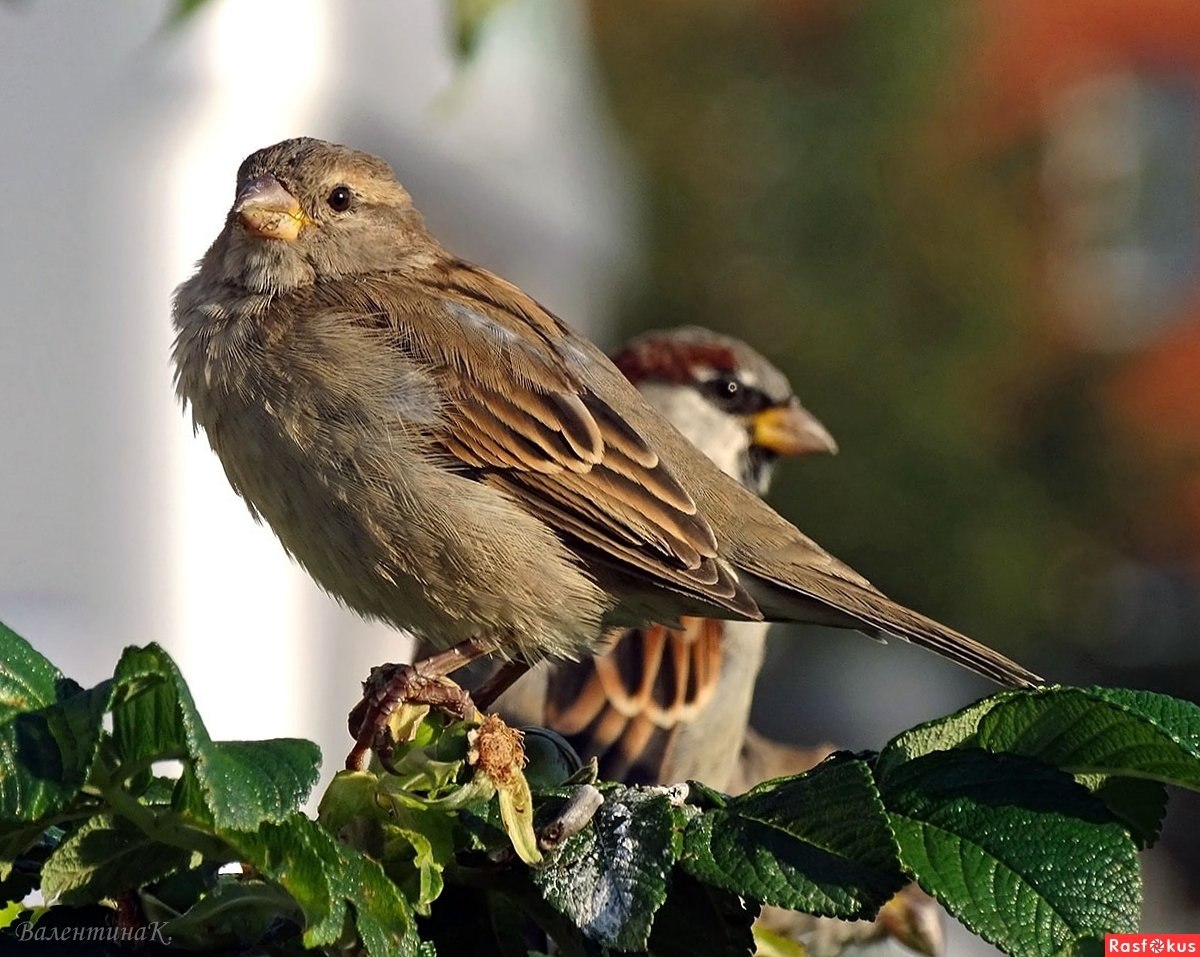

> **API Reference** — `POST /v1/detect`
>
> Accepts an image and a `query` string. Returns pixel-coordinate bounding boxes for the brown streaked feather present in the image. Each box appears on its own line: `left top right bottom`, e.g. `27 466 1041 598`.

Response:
482 471 758 618
510 469 709 568
543 393 604 463
580 394 662 471
331 268 758 618
600 444 701 516
742 562 1042 687
455 391 564 473
547 617 725 784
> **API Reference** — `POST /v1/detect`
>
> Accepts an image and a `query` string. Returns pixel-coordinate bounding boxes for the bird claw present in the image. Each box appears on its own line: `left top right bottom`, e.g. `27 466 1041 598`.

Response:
345 662 479 770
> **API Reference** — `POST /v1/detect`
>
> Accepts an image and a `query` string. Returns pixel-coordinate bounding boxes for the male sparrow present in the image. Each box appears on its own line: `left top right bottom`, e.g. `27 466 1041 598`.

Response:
171 139 1040 760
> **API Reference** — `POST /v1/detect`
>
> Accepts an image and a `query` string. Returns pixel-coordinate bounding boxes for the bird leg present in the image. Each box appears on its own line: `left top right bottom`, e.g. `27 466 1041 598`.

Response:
472 659 531 711
345 638 494 770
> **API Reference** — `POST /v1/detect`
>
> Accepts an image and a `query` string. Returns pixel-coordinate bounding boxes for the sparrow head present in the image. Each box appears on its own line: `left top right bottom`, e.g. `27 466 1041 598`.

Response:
216 137 432 294
612 326 837 495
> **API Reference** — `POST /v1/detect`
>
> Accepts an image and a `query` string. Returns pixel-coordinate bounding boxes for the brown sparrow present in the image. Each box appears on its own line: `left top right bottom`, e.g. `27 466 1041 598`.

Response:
171 139 1040 761
501 326 838 788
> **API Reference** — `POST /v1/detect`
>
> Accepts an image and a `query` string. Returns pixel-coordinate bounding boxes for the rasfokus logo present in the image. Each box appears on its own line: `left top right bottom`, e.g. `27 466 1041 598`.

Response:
1107 935 1200 953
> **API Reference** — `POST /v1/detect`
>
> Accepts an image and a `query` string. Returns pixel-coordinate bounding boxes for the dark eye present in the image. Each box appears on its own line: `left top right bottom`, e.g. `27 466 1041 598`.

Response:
700 373 769 415
326 186 353 212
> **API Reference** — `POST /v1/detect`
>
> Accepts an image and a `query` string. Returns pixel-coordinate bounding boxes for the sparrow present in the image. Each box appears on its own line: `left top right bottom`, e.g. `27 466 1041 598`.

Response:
499 326 838 788
171 138 1040 763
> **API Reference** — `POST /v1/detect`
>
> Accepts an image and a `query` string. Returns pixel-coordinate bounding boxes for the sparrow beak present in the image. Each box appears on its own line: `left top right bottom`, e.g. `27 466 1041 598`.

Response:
235 174 310 240
752 399 838 456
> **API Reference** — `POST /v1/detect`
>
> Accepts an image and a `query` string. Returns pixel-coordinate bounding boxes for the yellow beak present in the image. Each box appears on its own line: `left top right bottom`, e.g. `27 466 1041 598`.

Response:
752 399 838 456
235 174 310 241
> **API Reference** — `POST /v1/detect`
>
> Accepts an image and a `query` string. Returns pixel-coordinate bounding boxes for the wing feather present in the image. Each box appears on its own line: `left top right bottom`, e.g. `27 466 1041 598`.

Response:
342 263 758 618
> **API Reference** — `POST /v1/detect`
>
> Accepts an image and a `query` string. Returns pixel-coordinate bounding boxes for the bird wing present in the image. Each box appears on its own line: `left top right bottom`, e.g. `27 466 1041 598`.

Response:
546 617 725 784
316 263 1039 689
340 263 760 619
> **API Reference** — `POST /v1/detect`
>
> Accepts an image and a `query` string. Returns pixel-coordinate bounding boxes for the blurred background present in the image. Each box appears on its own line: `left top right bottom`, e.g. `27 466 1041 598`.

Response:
1 0 1198 946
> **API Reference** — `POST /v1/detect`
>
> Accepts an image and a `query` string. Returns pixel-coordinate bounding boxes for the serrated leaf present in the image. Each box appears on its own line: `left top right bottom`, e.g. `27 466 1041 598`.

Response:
0 622 113 827
533 785 682 951
224 813 420 956
879 749 1140 957
974 687 1200 788
682 753 902 919
881 686 1200 849
200 740 322 829
0 623 61 720
876 695 1011 777
110 645 319 829
880 686 1200 793
40 814 197 907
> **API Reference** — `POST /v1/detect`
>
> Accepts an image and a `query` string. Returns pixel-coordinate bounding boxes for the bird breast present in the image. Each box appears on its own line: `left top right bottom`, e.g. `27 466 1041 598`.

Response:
171 282 611 659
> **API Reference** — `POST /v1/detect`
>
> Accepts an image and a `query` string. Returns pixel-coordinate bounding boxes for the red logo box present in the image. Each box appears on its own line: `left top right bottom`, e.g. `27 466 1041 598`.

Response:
1107 936 1200 954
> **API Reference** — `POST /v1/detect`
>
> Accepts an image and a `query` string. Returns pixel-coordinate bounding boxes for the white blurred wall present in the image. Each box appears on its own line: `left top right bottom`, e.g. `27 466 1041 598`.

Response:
0 0 634 781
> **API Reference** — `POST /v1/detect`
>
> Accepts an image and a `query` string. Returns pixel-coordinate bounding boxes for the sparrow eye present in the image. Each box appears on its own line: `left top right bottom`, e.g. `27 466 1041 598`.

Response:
327 186 353 212
701 373 770 415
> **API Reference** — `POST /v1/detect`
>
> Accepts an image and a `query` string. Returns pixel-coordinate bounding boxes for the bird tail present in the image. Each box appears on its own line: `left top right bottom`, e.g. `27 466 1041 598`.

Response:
743 571 1043 689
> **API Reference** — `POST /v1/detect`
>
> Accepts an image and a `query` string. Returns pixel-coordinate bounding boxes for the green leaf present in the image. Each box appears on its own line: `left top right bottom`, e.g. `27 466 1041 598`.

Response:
0 899 23 929
875 694 1010 776
879 749 1140 957
1077 774 1167 850
110 645 319 828
533 785 682 951
40 814 197 907
880 686 1200 790
681 753 903 919
879 686 1200 848
645 871 758 957
974 687 1200 788
225 813 421 956
0 624 114 827
683 779 730 811
320 770 455 916
161 878 301 950
0 622 61 719
200 739 322 829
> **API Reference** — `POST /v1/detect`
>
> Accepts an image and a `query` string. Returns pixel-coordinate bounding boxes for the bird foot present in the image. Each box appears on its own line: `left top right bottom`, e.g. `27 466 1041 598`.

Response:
346 662 479 770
